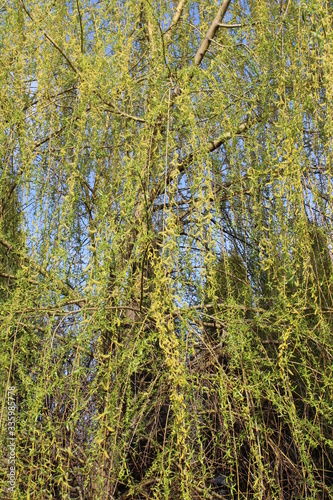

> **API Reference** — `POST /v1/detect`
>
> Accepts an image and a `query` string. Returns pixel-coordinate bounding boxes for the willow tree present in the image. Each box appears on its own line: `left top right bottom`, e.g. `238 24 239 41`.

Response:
1 0 333 498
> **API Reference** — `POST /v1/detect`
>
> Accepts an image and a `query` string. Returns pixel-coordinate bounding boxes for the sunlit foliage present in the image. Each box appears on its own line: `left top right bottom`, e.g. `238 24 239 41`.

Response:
1 0 333 498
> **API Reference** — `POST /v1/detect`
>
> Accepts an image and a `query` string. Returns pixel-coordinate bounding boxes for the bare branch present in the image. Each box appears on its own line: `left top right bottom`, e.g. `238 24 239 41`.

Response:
194 0 232 65
164 0 187 40
218 22 241 28
43 31 80 74
0 273 38 285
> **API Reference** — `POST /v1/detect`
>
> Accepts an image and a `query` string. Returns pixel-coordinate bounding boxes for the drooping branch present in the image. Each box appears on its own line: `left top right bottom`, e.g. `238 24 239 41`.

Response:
0 273 38 285
19 0 146 124
194 0 232 65
0 238 82 301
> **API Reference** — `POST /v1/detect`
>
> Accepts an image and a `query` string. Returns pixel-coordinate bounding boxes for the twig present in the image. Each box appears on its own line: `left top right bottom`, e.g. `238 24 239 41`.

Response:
76 0 84 53
0 272 38 285
0 238 79 299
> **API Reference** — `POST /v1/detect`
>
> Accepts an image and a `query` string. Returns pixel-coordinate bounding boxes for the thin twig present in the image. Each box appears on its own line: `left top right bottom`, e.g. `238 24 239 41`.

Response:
76 0 84 53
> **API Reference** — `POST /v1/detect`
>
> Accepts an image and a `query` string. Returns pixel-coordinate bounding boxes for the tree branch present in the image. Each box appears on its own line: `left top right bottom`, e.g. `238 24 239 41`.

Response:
164 0 187 40
194 0 232 65
0 272 38 285
149 118 249 205
19 0 145 124
0 238 81 300
218 22 241 28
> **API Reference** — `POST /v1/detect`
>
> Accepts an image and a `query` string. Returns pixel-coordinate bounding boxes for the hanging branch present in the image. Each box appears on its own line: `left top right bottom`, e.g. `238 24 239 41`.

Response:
0 238 81 301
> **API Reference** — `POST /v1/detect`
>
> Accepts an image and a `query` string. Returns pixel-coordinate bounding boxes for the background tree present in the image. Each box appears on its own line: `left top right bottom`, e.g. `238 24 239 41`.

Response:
1 0 333 498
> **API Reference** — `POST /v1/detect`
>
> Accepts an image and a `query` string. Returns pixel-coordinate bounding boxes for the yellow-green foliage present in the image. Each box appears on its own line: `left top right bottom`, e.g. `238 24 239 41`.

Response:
1 0 333 499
